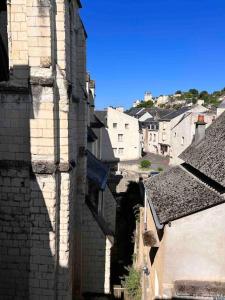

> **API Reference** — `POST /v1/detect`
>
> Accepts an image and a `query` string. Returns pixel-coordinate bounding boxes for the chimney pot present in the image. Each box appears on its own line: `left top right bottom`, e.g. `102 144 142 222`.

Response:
197 114 206 124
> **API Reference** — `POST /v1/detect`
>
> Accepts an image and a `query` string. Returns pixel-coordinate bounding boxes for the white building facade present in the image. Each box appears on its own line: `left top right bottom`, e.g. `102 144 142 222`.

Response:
98 107 142 161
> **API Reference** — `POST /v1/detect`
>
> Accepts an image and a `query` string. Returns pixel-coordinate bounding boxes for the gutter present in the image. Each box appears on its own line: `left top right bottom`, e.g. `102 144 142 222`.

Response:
145 189 164 230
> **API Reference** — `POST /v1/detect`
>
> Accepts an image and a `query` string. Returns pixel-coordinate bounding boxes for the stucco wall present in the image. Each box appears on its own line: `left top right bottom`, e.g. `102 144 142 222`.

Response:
141 202 225 299
105 107 141 161
170 106 214 165
162 204 225 295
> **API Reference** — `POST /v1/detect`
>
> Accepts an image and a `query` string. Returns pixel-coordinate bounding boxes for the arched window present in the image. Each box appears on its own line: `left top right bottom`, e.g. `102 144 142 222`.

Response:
0 0 9 81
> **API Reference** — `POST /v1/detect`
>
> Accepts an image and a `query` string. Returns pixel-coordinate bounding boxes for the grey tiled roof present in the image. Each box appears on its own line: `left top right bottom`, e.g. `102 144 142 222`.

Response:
144 166 224 224
180 112 225 187
126 107 175 119
90 114 105 128
159 107 191 121
95 111 107 126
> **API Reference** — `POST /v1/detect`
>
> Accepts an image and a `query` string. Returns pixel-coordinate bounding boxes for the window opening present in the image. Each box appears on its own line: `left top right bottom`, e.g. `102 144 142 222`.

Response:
0 0 9 82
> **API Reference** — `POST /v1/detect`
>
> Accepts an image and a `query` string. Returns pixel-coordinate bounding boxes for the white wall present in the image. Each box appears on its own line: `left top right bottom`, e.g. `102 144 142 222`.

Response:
160 203 225 297
143 128 159 154
170 106 214 165
106 107 141 161
158 121 171 156
143 202 225 299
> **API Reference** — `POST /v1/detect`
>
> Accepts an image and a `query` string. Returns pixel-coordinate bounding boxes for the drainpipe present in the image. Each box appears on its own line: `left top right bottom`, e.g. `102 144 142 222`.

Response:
144 190 147 231
49 1 61 299
147 195 164 231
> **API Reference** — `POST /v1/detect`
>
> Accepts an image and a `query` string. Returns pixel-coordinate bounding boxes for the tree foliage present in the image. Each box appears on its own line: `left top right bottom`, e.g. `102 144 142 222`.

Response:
122 266 141 300
140 160 151 169
136 100 154 108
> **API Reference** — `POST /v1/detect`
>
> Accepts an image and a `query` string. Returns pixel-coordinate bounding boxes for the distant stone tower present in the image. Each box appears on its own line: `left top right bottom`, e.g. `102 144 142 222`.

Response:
0 0 87 299
144 91 153 102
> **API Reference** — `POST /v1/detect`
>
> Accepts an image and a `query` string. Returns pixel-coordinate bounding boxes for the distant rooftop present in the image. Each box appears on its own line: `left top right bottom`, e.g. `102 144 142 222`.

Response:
159 107 191 121
180 111 225 188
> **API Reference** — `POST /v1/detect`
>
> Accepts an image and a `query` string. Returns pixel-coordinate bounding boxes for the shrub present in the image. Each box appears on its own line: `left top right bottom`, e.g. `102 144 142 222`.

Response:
157 167 163 172
122 266 141 300
140 160 151 169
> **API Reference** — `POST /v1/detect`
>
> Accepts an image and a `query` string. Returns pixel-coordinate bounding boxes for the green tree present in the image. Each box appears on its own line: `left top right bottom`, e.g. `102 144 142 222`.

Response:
175 90 182 94
140 160 151 169
137 100 154 108
189 89 199 95
122 266 141 300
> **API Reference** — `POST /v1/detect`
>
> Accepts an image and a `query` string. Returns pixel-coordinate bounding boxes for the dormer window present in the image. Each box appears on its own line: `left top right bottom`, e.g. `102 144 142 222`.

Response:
0 0 9 82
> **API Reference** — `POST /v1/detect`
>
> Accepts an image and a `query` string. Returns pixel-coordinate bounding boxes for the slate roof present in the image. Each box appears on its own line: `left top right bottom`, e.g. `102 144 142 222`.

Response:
180 112 225 187
90 114 105 128
144 166 224 224
159 107 191 121
126 108 143 116
95 111 107 126
156 109 175 119
126 107 175 120
87 127 97 142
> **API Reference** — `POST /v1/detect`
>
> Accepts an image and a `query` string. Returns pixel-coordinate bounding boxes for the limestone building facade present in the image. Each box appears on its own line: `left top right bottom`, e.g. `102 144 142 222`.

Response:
96 107 142 161
0 0 88 299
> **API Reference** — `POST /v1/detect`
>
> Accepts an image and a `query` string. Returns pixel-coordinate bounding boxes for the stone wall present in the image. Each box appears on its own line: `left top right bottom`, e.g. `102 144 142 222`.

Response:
103 185 116 233
82 204 114 295
0 165 30 299
0 0 87 299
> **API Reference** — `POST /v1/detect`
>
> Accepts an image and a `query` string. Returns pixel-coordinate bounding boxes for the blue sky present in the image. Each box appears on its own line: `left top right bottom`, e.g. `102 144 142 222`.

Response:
81 0 225 109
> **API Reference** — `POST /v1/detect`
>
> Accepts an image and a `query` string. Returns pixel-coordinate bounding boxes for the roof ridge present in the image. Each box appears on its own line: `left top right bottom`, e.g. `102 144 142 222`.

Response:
179 164 223 197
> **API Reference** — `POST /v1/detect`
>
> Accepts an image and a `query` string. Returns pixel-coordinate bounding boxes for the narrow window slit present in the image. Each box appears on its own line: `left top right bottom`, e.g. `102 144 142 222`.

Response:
0 0 9 82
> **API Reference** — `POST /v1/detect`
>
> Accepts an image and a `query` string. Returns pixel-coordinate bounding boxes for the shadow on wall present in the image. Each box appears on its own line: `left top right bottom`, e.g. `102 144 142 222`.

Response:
0 64 71 299
101 127 119 164
111 181 144 286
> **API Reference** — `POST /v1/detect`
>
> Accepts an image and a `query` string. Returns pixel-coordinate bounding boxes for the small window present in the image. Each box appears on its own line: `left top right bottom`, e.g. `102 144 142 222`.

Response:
153 134 156 142
118 134 123 142
118 148 124 155
125 123 129 129
181 136 184 145
113 123 117 128
174 132 177 138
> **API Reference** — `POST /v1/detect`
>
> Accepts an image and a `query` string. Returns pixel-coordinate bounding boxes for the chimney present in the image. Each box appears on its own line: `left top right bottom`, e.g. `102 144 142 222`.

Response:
194 115 206 145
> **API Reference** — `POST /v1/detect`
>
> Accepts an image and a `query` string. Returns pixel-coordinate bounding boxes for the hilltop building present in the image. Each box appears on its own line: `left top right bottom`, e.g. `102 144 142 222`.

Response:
132 91 154 107
144 91 153 102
